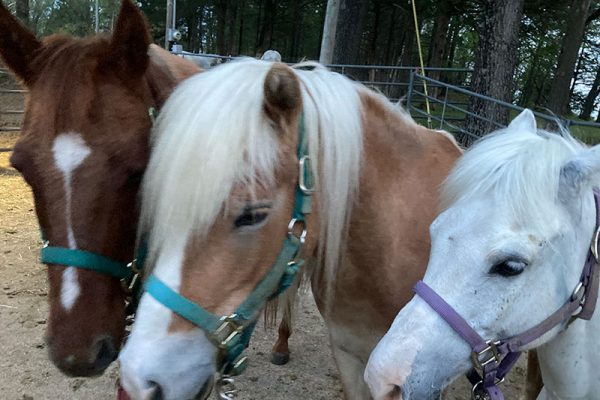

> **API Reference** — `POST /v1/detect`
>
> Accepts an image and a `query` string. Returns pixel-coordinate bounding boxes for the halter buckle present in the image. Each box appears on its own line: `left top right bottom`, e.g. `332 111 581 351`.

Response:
215 315 243 349
127 259 142 275
471 340 501 370
298 155 315 195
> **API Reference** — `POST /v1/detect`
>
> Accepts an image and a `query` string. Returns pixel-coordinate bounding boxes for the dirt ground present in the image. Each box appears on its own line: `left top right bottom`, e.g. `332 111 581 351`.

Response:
0 133 527 399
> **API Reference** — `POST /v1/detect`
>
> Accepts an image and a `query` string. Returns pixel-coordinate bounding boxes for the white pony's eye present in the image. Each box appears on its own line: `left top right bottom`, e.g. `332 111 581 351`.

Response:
489 260 527 277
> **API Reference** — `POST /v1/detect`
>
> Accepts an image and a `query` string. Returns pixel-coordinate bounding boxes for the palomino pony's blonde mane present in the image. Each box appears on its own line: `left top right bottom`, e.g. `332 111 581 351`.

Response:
140 59 364 281
441 125 585 231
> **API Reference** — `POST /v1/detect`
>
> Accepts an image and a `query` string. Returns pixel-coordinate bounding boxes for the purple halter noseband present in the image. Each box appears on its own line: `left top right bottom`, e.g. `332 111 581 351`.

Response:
414 188 600 400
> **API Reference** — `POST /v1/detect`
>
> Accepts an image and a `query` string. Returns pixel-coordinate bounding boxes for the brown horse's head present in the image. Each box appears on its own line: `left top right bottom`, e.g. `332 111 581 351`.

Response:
1 0 198 376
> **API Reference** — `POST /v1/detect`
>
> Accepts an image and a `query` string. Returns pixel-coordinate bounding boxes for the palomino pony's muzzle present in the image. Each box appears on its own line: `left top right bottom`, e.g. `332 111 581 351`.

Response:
413 188 600 400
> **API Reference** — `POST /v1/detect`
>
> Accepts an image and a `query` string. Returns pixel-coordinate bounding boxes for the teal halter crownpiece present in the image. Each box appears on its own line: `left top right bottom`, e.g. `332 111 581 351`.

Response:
144 114 314 378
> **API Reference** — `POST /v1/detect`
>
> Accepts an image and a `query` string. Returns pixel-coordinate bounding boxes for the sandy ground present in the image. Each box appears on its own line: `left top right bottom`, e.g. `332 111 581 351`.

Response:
0 131 528 399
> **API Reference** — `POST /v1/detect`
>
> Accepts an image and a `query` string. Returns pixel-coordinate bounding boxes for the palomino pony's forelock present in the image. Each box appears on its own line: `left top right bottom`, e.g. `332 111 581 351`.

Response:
140 60 364 299
441 127 585 233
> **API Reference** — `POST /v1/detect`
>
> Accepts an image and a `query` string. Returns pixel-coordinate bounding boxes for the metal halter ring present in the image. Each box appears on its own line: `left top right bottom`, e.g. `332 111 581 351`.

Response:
298 155 315 195
592 227 600 262
287 218 308 245
217 375 238 400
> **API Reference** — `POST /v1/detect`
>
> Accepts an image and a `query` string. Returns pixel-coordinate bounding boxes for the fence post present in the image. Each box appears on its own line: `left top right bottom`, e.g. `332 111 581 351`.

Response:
406 71 415 113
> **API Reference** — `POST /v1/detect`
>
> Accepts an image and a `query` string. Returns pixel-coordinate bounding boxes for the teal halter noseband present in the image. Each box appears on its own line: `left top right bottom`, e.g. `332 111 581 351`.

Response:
144 115 314 377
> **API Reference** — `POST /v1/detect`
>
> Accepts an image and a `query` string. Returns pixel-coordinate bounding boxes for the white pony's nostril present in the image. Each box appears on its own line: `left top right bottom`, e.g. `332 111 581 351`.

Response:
142 382 163 400
385 385 402 400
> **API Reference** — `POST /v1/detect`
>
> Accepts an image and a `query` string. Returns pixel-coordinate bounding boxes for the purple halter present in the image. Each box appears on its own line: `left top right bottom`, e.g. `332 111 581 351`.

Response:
414 189 600 400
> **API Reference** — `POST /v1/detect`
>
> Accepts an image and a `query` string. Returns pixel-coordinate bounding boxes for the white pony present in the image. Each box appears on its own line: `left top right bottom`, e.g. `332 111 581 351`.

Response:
365 110 600 400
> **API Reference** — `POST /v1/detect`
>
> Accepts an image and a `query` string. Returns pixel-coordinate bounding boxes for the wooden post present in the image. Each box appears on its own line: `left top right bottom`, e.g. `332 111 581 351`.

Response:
319 0 340 65
165 0 174 49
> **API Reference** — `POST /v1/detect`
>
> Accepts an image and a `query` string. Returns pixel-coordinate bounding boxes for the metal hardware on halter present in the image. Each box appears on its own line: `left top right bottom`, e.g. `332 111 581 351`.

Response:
471 340 501 370
287 218 308 245
298 155 315 195
215 315 243 349
592 227 600 262
471 376 504 400
216 375 238 400
571 281 585 303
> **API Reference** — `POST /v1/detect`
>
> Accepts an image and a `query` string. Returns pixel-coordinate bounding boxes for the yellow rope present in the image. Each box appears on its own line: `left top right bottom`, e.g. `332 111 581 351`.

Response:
411 0 432 128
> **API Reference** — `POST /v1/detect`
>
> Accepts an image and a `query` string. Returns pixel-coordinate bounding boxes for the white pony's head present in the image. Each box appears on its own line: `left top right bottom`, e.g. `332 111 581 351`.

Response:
365 110 600 399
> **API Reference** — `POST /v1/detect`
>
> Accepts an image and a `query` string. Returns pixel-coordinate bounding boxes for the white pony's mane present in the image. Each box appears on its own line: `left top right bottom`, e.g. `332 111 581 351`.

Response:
140 59 378 278
441 125 585 230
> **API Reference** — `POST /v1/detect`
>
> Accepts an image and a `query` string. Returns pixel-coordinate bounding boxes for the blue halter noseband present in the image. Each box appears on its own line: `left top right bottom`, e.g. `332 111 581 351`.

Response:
144 115 314 376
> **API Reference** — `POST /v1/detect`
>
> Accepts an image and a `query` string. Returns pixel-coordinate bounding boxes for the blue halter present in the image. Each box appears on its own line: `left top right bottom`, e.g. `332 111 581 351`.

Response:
144 115 314 376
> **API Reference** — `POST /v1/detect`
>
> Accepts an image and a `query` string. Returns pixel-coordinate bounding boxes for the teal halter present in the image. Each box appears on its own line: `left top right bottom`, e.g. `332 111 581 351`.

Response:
144 115 314 376
37 107 159 313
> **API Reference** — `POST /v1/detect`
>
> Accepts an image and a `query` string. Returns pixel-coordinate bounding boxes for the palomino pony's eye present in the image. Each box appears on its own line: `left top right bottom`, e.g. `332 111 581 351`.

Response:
233 203 272 229
489 260 527 277
234 212 268 228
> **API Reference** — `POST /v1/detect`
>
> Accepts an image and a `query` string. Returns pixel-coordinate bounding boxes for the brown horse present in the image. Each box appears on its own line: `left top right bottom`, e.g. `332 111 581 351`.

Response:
1 0 199 376
118 59 461 400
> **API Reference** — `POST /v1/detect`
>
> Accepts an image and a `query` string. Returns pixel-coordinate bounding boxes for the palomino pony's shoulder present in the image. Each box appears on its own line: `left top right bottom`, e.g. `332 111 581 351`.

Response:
148 44 201 81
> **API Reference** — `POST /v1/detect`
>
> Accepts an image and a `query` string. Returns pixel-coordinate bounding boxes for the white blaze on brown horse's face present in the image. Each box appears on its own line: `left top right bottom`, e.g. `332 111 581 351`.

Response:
1 0 199 377
120 62 308 400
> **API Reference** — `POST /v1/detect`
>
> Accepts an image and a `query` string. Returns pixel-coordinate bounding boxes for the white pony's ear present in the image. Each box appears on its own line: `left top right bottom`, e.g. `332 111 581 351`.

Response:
508 109 537 133
560 145 600 201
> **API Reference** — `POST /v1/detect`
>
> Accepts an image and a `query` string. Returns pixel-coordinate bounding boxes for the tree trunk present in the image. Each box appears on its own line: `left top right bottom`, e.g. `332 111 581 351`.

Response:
464 0 525 141
320 0 340 64
16 0 28 26
238 1 246 55
546 0 592 115
256 0 275 55
427 5 451 96
580 66 600 120
290 0 303 61
332 0 368 65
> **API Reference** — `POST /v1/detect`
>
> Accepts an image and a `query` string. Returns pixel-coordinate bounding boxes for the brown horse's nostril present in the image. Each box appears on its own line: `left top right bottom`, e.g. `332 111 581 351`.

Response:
93 336 118 371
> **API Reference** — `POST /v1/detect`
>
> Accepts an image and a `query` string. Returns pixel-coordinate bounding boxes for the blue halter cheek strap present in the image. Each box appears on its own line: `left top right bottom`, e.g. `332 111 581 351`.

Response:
144 114 313 376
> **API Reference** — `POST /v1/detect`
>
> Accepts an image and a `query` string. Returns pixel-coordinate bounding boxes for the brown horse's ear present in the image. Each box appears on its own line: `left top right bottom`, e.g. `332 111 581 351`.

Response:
0 1 41 85
263 63 302 125
107 0 151 80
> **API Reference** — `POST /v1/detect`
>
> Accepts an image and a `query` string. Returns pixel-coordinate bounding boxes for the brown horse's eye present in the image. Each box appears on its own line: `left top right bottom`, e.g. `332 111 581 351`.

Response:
234 212 268 228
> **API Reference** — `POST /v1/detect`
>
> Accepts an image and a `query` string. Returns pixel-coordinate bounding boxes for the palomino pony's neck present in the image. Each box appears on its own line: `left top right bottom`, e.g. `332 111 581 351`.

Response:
316 88 461 341
145 44 201 108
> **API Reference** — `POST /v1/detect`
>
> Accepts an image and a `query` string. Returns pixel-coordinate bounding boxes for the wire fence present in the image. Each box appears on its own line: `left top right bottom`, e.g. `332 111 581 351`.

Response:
2 57 600 147
405 72 600 146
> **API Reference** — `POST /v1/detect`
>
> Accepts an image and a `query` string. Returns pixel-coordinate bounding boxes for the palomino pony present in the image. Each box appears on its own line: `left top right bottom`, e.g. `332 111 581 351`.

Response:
365 110 600 400
118 59 461 399
1 0 199 376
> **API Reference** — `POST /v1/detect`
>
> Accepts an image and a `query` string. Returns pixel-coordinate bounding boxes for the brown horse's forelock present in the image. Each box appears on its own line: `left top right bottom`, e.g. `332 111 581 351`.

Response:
27 35 132 134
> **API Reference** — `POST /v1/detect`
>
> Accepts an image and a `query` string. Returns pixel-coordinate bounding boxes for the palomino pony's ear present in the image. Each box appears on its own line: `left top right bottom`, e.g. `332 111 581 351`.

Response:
559 145 600 202
106 0 151 80
508 109 537 134
0 1 41 85
263 63 302 126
